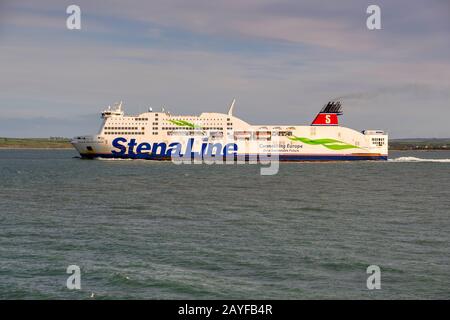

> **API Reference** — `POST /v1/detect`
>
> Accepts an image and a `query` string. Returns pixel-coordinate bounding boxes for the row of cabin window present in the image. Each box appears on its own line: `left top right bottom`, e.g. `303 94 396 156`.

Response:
168 118 230 121
167 131 206 136
161 127 224 130
231 131 292 136
105 126 141 130
104 132 144 135
273 131 293 136
159 129 292 136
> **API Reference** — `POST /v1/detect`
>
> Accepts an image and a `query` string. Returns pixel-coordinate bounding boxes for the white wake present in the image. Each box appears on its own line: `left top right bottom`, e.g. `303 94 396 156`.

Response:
389 157 450 163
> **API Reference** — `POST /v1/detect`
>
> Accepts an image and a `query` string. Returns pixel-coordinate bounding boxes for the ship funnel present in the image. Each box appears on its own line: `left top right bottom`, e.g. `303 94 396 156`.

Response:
310 100 343 126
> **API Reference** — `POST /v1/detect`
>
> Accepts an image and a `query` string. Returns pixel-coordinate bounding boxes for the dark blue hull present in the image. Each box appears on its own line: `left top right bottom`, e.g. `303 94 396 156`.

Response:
80 153 388 161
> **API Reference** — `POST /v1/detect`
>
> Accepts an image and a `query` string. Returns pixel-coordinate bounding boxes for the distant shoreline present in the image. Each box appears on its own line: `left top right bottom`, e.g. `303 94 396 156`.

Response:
1 137 449 151
0 138 72 149
389 138 450 151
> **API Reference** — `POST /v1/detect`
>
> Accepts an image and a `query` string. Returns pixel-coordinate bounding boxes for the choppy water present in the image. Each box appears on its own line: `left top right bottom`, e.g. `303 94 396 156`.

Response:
0 149 449 299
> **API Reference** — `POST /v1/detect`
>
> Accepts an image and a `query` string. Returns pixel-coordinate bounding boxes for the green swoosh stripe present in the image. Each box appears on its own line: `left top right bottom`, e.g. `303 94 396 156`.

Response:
169 120 201 129
288 136 359 150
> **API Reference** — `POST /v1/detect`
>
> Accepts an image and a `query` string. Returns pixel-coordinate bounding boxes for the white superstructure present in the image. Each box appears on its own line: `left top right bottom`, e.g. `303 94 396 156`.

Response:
71 100 388 161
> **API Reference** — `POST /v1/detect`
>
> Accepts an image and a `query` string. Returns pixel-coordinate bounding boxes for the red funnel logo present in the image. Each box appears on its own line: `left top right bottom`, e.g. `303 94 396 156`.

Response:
311 113 339 126
311 101 342 126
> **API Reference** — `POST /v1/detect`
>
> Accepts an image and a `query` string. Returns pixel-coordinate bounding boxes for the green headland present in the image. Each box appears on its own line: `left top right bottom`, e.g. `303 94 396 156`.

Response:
0 137 72 149
389 138 450 150
0 137 449 150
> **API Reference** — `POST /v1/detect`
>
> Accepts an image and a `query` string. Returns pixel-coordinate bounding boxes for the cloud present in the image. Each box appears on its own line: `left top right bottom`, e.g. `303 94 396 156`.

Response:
0 0 449 138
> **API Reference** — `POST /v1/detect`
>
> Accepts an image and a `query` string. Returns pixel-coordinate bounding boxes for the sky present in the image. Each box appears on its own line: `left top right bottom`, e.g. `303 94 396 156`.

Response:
0 0 449 138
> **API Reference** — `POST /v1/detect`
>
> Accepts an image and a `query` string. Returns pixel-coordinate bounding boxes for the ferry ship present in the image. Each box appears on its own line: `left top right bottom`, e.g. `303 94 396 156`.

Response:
71 100 388 161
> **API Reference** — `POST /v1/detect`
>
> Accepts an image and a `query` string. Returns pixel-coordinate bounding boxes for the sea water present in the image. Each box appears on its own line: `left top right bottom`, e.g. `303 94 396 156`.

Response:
0 149 449 299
